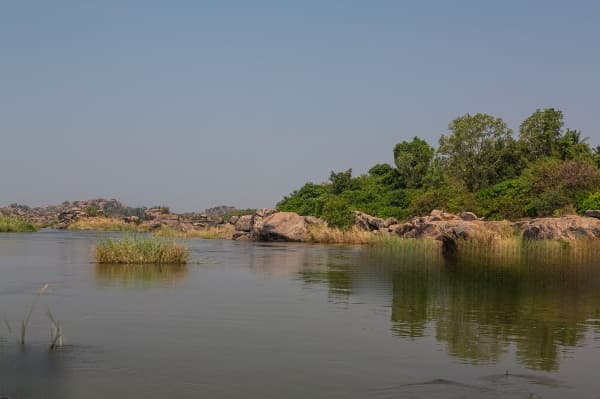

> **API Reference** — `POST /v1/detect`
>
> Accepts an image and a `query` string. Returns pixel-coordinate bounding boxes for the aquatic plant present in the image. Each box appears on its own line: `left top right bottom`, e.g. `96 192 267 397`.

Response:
0 215 37 232
95 236 189 264
47 309 64 350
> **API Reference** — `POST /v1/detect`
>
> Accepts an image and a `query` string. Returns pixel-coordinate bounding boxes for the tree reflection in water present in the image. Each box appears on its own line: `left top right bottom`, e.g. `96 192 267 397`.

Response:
298 242 600 371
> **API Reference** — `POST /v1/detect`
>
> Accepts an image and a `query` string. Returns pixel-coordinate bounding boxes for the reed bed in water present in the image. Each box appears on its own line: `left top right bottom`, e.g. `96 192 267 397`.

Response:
95 236 189 264
0 215 37 232
153 224 235 239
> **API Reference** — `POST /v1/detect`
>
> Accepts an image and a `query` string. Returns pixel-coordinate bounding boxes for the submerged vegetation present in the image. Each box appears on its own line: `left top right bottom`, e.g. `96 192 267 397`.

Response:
279 108 600 227
0 215 37 232
95 236 189 264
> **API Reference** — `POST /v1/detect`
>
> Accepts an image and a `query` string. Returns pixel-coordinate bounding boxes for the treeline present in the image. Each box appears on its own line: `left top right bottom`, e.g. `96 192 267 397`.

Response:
277 108 600 228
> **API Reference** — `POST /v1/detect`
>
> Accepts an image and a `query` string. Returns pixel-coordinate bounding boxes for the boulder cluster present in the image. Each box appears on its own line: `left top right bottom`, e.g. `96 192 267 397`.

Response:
139 208 225 231
231 208 325 241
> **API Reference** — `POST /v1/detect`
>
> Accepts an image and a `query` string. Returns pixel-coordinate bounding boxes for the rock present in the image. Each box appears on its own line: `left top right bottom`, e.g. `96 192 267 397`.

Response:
585 210 600 219
384 217 398 228
229 215 240 225
519 216 600 240
232 231 251 240
234 215 253 232
459 212 478 221
354 211 386 231
255 208 277 218
256 212 311 242
304 216 326 226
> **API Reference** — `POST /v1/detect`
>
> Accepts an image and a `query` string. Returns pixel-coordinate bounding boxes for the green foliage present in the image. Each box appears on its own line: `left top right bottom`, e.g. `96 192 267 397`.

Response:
393 137 434 188
277 183 331 217
438 113 520 192
409 186 475 216
329 169 355 195
557 129 592 161
278 109 600 223
476 178 531 220
84 205 100 217
579 191 600 211
0 215 37 232
321 197 354 229
519 108 564 160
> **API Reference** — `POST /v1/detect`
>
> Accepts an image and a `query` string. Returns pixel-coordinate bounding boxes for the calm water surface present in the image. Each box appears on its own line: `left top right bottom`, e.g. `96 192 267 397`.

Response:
1 231 599 398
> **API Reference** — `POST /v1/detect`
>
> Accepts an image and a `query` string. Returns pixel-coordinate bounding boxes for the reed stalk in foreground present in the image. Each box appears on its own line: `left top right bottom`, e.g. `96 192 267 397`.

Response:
95 236 189 264
20 283 48 345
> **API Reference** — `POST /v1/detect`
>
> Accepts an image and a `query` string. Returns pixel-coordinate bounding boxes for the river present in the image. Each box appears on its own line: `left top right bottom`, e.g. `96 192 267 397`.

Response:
1 231 599 398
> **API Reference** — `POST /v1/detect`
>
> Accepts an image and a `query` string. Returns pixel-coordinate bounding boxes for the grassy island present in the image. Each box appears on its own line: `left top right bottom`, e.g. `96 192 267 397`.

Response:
95 236 189 264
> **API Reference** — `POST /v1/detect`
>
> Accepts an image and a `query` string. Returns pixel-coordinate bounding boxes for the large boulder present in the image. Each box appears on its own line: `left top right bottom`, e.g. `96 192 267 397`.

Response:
234 215 254 232
256 212 312 242
519 216 600 240
354 211 386 231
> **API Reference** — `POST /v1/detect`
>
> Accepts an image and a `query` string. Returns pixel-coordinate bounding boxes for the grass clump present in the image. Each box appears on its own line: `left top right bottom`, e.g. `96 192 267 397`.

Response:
307 225 376 244
68 217 144 232
0 215 37 232
95 236 189 264
153 224 234 240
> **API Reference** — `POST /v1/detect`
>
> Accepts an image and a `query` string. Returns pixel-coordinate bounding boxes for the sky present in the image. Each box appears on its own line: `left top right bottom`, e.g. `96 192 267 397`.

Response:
1 1 599 212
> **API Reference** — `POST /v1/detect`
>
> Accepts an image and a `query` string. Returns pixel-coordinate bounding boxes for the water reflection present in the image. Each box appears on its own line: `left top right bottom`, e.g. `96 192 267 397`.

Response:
0 345 68 399
95 264 188 287
299 244 600 371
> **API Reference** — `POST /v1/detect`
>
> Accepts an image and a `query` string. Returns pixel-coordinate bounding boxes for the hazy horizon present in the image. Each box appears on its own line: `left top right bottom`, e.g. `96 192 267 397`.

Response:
2 1 599 212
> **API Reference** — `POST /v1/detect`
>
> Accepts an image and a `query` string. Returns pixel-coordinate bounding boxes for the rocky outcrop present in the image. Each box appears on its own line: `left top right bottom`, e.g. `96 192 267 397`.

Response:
0 198 125 227
518 216 600 240
354 211 386 231
230 209 326 242
256 212 310 242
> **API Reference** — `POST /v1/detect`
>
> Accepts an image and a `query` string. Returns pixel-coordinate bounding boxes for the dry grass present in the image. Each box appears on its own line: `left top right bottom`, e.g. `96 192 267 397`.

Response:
95 236 189 264
68 217 144 232
307 225 375 244
153 224 235 240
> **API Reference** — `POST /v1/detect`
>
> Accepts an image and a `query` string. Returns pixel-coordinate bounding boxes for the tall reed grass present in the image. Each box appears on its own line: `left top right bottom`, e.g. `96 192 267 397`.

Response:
0 215 37 232
95 236 189 264
153 224 234 240
68 217 145 232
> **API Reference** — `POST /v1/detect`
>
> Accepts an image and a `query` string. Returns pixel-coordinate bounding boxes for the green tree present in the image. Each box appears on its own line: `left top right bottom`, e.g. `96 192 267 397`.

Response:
329 169 354 195
519 108 564 160
557 129 592 160
393 137 434 189
438 113 517 192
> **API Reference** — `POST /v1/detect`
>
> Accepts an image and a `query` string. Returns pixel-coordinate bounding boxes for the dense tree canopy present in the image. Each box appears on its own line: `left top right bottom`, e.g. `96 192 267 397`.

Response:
393 137 434 189
438 113 519 192
277 108 600 227
519 108 564 160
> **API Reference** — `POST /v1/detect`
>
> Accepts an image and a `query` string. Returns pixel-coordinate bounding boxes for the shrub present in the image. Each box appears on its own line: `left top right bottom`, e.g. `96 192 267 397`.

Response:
321 197 355 229
579 191 600 211
95 236 189 264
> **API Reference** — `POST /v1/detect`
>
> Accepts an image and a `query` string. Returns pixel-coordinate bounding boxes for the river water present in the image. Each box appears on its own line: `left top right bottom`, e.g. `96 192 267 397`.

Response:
0 231 599 398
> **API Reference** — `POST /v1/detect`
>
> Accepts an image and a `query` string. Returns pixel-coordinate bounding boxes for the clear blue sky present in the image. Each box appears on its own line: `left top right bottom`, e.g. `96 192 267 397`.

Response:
1 1 599 211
